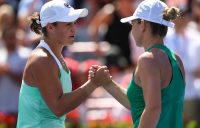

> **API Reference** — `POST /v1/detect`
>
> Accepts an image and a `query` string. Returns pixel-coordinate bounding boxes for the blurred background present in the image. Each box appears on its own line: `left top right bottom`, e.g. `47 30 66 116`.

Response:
0 0 200 128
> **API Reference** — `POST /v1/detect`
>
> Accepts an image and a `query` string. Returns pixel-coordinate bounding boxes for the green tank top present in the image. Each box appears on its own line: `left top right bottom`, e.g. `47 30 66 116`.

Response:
127 44 185 128
17 40 72 128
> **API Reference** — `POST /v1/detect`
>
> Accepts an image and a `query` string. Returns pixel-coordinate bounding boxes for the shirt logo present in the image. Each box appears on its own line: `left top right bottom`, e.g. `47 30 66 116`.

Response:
64 2 71 8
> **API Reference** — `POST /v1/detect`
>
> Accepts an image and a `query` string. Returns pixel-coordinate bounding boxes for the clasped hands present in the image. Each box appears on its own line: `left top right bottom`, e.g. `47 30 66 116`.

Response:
88 65 112 87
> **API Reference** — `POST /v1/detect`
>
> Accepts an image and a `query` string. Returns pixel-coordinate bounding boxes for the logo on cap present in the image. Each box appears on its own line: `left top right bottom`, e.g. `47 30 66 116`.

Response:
64 2 71 8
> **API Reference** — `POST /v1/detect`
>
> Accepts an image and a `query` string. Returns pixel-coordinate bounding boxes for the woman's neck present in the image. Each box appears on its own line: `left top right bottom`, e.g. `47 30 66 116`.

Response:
143 37 164 51
43 38 63 59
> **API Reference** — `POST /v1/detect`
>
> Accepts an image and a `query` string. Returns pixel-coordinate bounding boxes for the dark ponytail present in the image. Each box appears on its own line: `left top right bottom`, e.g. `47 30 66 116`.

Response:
27 12 42 35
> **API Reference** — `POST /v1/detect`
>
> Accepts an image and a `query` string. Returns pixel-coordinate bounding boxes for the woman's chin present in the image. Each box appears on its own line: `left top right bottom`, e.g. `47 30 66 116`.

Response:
65 40 74 46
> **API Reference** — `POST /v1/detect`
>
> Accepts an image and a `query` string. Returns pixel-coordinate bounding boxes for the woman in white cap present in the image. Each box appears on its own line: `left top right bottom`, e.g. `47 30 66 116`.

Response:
89 0 186 127
16 0 107 127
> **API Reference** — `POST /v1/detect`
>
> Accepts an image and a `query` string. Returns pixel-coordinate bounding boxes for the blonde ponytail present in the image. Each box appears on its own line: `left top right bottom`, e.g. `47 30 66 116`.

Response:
163 7 181 21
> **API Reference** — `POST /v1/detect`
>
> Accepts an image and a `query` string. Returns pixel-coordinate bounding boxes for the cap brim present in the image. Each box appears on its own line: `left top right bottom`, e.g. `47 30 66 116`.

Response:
78 8 88 17
120 15 137 23
64 8 88 22
69 8 88 18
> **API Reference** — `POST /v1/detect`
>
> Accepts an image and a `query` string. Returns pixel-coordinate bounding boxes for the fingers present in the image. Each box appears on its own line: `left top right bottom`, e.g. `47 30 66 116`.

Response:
97 66 108 72
96 66 111 79
88 65 112 86
89 70 95 77
88 65 111 81
91 65 100 69
98 66 110 75
88 65 100 80
104 69 112 79
89 65 99 77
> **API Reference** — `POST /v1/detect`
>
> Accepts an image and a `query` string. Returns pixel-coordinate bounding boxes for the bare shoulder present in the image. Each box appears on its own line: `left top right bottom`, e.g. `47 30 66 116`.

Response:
137 52 159 69
23 48 59 85
28 49 54 71
136 51 161 83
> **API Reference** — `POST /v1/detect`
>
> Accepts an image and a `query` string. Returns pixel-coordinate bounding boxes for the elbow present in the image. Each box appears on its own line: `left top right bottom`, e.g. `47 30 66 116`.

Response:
52 109 64 118
52 106 72 118
51 105 69 118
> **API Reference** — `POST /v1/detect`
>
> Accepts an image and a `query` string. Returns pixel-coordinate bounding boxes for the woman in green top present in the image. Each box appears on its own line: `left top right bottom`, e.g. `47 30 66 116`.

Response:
89 0 186 128
17 0 107 127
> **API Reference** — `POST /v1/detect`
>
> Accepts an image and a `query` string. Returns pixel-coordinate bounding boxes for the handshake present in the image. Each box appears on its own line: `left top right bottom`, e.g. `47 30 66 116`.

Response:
88 65 113 87
87 65 130 110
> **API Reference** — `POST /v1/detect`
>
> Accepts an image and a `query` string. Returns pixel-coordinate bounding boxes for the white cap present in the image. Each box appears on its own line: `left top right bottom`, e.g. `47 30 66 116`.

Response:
120 0 175 28
40 0 88 27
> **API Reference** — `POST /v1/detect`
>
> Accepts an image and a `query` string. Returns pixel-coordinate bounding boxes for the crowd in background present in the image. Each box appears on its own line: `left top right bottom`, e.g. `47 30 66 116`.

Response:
0 0 200 127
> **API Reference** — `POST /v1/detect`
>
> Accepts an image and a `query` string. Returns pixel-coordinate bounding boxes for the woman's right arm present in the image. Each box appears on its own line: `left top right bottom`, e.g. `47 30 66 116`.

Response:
27 54 98 117
103 80 130 110
89 66 130 110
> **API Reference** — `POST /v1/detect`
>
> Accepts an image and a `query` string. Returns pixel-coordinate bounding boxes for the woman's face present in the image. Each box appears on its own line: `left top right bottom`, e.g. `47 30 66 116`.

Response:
53 22 76 46
131 20 143 47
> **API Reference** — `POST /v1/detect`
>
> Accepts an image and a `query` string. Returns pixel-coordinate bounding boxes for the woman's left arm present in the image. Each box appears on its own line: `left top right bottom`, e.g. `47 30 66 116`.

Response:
137 54 161 128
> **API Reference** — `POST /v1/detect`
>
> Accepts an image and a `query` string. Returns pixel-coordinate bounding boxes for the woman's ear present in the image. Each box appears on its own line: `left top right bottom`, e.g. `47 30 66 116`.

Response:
140 20 146 33
46 23 55 31
46 23 56 35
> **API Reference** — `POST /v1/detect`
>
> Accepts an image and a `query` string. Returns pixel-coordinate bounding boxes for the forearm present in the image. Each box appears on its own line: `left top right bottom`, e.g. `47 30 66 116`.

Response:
138 108 161 128
104 80 130 109
56 80 97 116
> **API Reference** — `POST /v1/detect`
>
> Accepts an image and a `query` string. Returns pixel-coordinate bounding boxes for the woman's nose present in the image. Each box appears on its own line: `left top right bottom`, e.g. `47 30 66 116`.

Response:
71 23 76 33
